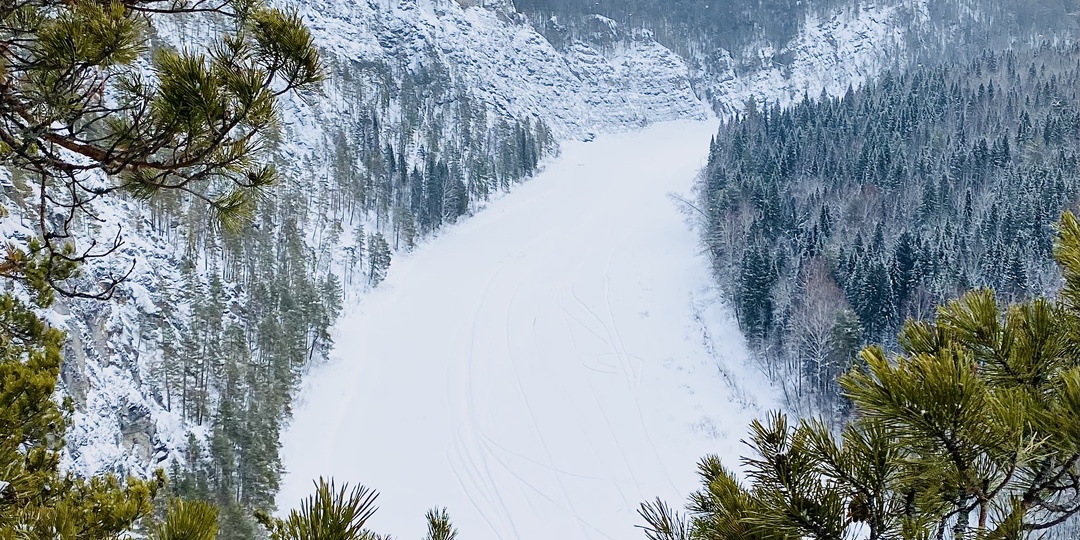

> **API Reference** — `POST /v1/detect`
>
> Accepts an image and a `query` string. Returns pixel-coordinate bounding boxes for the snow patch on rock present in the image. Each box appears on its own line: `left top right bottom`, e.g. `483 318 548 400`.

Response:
293 0 710 138
702 2 905 116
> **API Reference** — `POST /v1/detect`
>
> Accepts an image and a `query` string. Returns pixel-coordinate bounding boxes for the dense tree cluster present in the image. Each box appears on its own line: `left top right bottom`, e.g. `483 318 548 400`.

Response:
909 0 1079 62
136 187 344 538
701 44 1080 414
0 0 328 534
320 54 554 252
515 0 847 57
515 0 1077 120
641 211 1080 540
113 15 555 537
2 0 513 535
515 0 1077 62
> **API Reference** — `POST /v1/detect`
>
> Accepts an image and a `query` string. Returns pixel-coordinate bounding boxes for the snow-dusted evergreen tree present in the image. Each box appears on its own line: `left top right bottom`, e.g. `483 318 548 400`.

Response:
368 233 392 287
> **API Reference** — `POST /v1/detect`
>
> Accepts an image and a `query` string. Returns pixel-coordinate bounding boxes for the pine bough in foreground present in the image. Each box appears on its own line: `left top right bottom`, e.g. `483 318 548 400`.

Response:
642 212 1080 540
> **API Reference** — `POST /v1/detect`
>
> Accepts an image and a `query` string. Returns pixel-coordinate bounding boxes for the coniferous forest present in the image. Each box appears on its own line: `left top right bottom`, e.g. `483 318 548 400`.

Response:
516 0 1077 111
515 0 1077 52
1 0 552 536
643 215 1080 539
702 44 1080 415
139 59 554 537
4 0 1080 537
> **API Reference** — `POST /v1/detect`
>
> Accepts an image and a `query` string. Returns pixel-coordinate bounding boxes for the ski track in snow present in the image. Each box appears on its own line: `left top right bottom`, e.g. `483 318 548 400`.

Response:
278 120 777 540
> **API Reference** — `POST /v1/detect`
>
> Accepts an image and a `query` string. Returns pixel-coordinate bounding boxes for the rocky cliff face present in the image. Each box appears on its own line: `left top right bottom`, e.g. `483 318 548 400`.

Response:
284 0 711 139
696 1 909 116
0 0 905 478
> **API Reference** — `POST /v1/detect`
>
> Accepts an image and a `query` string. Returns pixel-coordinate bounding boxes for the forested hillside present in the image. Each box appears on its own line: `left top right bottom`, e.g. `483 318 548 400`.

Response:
516 0 822 53
117 60 553 540
3 4 556 536
7 0 1078 536
516 0 1076 60
645 215 1080 539
701 43 1080 417
516 0 1077 116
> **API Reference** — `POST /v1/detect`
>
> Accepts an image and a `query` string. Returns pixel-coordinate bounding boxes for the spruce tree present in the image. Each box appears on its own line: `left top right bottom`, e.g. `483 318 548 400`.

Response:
737 245 776 343
367 233 392 287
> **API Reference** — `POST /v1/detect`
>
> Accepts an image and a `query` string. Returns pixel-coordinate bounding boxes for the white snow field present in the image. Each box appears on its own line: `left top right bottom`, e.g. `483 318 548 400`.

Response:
278 120 776 540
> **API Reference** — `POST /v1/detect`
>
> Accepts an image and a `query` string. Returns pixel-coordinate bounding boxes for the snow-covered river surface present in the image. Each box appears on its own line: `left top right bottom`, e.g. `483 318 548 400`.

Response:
278 120 775 539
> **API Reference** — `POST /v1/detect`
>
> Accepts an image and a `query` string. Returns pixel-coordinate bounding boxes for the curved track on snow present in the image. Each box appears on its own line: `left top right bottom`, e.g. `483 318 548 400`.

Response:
278 120 773 540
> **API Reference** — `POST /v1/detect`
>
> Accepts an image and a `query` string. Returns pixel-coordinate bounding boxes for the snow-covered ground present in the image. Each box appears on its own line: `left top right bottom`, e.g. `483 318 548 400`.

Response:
32 0 900 477
278 120 777 539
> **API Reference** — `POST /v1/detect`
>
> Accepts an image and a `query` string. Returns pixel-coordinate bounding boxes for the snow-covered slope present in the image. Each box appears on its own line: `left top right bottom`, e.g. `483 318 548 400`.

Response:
278 120 777 539
46 0 715 477
0 165 198 476
698 2 907 116
12 0 905 490
292 0 710 138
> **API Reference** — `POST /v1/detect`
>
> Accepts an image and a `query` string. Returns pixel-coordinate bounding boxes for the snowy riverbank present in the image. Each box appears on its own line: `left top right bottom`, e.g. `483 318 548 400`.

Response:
278 120 777 539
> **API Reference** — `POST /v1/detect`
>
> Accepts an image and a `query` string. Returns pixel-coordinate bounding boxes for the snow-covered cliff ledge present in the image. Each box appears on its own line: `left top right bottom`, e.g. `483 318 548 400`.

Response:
290 0 711 139
698 2 908 117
